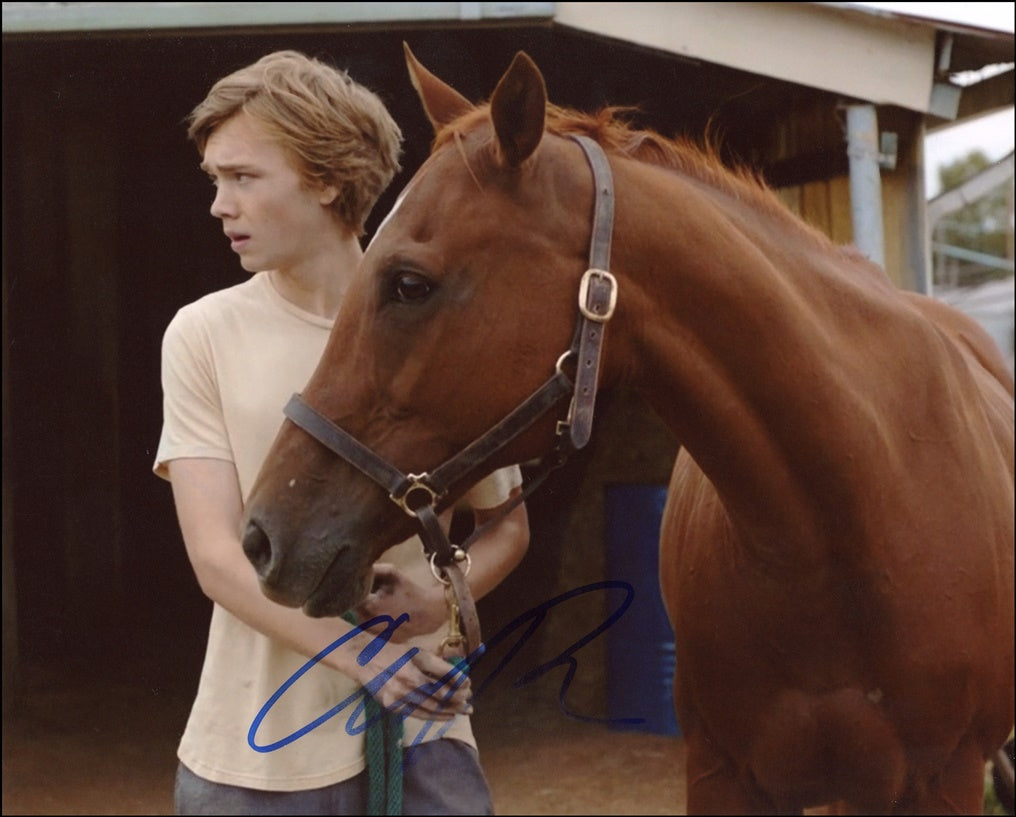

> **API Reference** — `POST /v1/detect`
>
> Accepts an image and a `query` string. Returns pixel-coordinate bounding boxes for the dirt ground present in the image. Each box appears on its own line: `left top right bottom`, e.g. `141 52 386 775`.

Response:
2 659 686 816
6 658 1007 816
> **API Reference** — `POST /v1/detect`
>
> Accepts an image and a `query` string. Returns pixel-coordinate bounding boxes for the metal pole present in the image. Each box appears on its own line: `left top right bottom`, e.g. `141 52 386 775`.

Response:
845 103 886 270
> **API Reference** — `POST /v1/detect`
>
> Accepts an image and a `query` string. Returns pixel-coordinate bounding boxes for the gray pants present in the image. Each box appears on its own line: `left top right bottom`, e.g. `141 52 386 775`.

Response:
174 739 494 815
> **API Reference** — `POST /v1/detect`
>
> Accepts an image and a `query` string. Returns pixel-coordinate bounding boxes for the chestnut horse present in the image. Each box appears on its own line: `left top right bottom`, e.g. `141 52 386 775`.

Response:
242 47 1014 814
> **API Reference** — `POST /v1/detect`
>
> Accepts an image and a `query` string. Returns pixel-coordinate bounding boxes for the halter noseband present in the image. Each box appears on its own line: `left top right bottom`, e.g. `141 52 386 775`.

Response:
283 134 617 655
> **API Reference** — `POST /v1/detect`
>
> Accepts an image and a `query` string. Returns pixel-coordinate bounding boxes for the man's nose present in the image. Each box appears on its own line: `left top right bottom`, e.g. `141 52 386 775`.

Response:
210 186 234 219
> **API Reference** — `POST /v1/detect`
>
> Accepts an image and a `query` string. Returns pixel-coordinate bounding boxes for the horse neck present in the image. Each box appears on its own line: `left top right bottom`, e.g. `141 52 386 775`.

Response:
608 160 916 555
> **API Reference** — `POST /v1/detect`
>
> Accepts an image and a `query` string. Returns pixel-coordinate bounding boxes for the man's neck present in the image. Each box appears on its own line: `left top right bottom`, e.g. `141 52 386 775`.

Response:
268 233 364 320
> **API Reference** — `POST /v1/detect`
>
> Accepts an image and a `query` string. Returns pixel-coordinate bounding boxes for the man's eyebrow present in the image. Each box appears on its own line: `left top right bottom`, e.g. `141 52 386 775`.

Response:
200 161 254 174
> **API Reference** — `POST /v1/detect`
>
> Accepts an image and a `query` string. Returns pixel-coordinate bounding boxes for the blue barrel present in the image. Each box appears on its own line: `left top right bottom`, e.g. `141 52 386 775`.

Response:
604 483 680 735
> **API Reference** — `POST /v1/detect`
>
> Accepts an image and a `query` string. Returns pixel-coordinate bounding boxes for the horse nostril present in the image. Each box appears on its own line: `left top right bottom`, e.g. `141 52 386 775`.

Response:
242 520 273 576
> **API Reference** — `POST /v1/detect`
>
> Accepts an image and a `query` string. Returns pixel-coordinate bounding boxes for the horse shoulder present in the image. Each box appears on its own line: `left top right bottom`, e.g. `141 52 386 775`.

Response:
904 291 1015 476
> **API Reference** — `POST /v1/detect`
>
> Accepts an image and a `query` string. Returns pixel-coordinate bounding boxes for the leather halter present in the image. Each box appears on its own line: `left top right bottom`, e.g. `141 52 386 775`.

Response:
283 134 617 656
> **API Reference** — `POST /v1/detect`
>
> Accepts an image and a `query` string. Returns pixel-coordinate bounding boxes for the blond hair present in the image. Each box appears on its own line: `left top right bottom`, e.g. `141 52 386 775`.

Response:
187 50 402 235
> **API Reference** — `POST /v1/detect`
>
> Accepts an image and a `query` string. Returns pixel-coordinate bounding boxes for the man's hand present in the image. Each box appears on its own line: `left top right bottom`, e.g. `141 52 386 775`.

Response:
349 628 472 720
356 562 447 639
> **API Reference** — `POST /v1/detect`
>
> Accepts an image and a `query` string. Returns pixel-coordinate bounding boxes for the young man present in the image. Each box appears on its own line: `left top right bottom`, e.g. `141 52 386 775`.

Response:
154 50 529 815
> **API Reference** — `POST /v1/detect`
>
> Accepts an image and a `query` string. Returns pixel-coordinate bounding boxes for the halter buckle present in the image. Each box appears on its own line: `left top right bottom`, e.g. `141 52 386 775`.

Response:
390 473 443 516
578 268 617 322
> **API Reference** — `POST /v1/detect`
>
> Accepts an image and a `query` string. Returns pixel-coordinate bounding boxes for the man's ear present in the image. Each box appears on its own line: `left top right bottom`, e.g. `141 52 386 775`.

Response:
319 185 339 206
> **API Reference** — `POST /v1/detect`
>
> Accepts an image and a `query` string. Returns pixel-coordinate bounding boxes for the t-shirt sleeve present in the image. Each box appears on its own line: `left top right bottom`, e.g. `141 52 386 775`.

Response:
153 305 233 481
462 464 523 510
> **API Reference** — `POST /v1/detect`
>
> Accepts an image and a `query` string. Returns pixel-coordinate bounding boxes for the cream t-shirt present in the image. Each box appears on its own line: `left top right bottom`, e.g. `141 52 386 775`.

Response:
155 271 521 790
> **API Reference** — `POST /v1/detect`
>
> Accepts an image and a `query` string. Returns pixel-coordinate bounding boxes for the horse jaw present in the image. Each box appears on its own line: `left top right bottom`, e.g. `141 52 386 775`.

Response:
403 42 474 132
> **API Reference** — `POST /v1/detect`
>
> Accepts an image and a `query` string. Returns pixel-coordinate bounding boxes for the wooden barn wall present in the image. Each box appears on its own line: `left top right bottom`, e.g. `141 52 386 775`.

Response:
768 103 926 290
474 388 679 717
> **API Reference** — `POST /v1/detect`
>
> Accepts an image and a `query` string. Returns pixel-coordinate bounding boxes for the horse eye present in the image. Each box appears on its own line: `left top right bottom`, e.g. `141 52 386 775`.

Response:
391 271 434 304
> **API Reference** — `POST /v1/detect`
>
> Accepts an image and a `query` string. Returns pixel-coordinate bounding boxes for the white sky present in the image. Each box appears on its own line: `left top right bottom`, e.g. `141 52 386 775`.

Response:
848 2 1015 196
849 2 1014 33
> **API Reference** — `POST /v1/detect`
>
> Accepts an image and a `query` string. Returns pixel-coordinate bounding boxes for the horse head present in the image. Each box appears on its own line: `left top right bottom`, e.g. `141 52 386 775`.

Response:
242 46 612 616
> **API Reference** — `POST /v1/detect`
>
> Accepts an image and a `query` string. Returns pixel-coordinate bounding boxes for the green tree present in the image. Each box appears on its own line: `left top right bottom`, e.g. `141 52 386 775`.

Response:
934 149 1014 287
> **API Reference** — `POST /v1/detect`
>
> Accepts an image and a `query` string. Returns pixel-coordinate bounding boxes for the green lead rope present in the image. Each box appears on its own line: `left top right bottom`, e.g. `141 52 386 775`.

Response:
365 690 404 815
343 611 404 816
342 613 471 816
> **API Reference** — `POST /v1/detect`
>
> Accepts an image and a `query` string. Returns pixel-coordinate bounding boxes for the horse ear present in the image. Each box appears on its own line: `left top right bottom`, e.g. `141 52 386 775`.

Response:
490 51 547 168
404 42 474 133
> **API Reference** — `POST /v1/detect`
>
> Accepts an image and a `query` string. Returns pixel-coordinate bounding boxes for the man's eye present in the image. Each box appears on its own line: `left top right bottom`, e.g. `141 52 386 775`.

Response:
391 272 434 303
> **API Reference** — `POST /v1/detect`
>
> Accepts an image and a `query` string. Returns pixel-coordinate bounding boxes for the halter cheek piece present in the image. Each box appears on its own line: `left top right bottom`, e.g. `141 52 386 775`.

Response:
283 135 617 657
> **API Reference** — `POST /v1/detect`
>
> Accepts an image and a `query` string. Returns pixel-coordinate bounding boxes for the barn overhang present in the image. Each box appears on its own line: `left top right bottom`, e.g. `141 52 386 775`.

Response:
5 1 1011 124
557 2 941 113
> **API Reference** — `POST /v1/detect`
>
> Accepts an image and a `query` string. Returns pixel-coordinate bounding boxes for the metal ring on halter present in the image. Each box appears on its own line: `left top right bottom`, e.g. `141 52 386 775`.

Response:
429 550 471 584
555 350 579 437
390 473 442 516
555 349 576 375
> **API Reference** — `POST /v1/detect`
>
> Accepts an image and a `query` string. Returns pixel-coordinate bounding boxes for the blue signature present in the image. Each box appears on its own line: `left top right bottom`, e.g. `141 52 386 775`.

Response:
248 580 643 752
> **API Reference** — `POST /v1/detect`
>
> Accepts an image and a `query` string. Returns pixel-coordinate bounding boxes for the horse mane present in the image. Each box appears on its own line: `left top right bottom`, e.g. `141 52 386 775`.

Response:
549 104 771 204
551 104 848 252
437 102 844 255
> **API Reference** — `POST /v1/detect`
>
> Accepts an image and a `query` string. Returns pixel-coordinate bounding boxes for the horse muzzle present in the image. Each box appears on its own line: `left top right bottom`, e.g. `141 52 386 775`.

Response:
241 517 372 617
